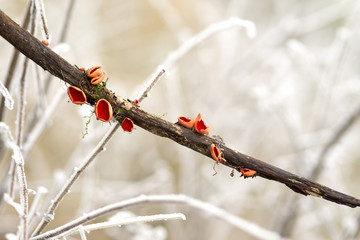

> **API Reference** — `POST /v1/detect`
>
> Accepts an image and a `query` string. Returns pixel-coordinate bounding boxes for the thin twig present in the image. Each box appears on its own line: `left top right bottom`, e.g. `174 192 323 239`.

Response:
44 0 77 93
0 123 28 240
8 0 37 201
309 102 360 180
22 89 65 158
57 213 186 239
15 149 29 240
8 56 29 199
35 0 50 41
275 103 360 236
16 57 28 150
137 68 166 102
0 81 14 111
31 123 120 237
28 187 48 229
78 227 87 240
136 17 256 99
0 1 31 122
162 17 255 68
30 194 283 240
58 0 76 43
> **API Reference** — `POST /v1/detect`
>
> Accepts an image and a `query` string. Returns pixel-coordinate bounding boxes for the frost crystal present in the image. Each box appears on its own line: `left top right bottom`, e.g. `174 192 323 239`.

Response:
0 81 14 110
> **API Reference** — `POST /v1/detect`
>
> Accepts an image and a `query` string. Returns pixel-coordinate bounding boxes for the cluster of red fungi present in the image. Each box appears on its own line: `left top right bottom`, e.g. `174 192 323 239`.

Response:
178 114 256 178
67 67 255 177
67 66 134 132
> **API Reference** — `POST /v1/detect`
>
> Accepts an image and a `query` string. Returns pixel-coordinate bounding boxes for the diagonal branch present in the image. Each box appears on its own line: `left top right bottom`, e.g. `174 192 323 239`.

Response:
1 9 360 208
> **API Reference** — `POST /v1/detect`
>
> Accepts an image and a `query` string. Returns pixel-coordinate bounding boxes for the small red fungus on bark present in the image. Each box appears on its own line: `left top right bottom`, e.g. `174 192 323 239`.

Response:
177 116 194 129
210 144 222 163
87 66 102 78
240 168 257 178
134 99 139 105
121 118 134 132
41 40 49 46
194 113 210 134
67 86 87 105
95 98 113 122
90 72 106 85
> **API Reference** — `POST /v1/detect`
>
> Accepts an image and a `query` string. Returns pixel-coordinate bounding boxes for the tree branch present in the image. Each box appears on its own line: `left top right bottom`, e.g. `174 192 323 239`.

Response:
1 9 360 208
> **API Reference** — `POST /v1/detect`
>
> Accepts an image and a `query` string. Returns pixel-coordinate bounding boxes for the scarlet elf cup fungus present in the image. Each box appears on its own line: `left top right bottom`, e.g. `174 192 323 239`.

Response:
87 66 102 78
210 144 222 163
41 40 49 46
67 86 87 105
240 168 257 178
177 116 194 129
95 98 113 122
90 72 106 85
194 113 211 134
121 118 134 132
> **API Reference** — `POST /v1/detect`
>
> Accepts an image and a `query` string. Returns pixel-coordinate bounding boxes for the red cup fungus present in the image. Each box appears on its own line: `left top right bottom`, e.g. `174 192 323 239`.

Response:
95 98 113 122
121 118 134 132
240 168 257 178
178 116 194 129
67 86 87 105
87 66 102 78
41 40 49 46
90 72 106 85
210 144 222 163
194 113 210 134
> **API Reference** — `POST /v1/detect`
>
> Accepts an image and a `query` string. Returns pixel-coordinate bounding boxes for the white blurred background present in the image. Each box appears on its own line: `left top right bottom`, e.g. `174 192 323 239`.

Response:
0 0 360 239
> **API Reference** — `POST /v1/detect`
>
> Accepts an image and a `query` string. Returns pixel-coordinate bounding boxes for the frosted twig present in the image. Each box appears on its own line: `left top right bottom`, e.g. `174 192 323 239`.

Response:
0 81 14 110
8 3 36 197
8 56 29 198
28 187 48 227
22 89 65 158
162 17 255 68
275 102 360 236
31 194 283 240
16 57 29 151
33 63 47 112
58 0 76 43
31 123 120 237
78 227 87 240
0 1 31 121
15 156 29 240
44 0 76 93
0 123 29 240
137 68 166 103
147 0 189 42
34 0 50 42
137 17 256 100
56 213 186 239
4 193 23 215
309 102 360 180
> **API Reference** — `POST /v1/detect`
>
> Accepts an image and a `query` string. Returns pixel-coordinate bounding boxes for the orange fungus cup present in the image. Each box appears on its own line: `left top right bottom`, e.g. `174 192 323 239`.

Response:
121 118 134 132
41 40 49 46
87 66 102 78
194 113 211 134
177 116 194 129
210 144 222 163
240 168 257 178
90 72 106 85
95 98 113 122
67 86 87 105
